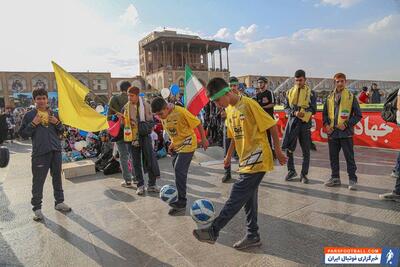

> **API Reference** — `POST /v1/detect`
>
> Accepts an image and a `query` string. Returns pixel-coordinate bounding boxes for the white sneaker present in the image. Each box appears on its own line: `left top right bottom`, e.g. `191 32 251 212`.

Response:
136 186 145 195
146 185 160 193
348 181 358 191
55 203 72 212
33 209 44 221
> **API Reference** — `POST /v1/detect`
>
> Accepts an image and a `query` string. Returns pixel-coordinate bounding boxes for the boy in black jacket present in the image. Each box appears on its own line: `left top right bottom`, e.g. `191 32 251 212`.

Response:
19 88 71 221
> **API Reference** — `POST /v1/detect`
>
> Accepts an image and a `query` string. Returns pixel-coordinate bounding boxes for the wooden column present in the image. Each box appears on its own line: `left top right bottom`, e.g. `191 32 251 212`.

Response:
219 47 222 71
187 43 190 66
162 41 165 68
226 46 230 71
205 44 209 70
181 45 184 67
171 41 174 69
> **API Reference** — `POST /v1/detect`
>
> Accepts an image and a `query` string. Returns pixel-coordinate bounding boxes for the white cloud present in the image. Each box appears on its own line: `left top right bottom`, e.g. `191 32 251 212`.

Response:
119 4 140 27
235 24 258 43
318 0 362 8
368 15 400 33
0 0 140 77
213 28 230 40
230 15 400 80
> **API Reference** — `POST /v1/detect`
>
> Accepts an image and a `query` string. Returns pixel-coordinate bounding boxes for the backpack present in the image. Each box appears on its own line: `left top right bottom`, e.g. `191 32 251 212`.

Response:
103 158 121 175
381 89 399 123
0 146 10 168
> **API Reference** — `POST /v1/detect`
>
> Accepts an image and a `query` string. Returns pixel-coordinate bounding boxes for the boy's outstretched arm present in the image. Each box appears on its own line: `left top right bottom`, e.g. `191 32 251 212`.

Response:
270 125 287 165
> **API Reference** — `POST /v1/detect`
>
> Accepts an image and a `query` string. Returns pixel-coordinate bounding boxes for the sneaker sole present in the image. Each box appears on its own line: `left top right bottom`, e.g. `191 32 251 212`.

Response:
233 240 262 250
55 208 72 212
168 208 185 216
325 183 341 187
192 231 216 244
380 197 400 202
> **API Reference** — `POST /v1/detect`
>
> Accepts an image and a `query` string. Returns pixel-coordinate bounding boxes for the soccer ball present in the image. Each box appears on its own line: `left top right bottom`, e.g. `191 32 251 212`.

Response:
159 185 178 204
190 199 216 225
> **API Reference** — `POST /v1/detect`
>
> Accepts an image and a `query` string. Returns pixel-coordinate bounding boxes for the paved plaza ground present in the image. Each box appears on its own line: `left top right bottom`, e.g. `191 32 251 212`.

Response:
1 141 399 266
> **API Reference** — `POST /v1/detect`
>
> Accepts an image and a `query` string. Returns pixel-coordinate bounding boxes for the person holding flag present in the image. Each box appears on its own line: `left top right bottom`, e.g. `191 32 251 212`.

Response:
19 88 72 221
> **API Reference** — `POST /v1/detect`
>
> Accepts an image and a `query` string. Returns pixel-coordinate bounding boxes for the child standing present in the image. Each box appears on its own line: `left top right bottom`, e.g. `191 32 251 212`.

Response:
19 88 71 221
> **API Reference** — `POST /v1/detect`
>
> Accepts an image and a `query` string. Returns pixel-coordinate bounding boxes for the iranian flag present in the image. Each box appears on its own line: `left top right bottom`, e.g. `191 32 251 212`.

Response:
184 65 209 115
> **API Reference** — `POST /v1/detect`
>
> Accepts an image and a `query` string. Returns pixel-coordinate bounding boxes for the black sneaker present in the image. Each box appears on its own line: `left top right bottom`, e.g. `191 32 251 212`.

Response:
310 142 317 151
168 207 186 216
222 172 232 183
233 237 261 250
324 178 341 187
300 174 309 184
285 171 298 181
193 228 217 244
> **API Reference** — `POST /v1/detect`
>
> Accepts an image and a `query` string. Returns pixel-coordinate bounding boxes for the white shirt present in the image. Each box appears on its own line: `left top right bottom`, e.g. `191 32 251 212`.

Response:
150 131 158 150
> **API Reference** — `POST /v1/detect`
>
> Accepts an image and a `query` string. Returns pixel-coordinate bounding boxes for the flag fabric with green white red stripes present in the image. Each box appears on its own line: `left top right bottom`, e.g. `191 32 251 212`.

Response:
184 65 209 115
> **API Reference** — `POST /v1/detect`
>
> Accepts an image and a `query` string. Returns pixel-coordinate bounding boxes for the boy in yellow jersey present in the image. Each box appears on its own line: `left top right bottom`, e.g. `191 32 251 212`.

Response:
193 78 286 250
151 97 209 215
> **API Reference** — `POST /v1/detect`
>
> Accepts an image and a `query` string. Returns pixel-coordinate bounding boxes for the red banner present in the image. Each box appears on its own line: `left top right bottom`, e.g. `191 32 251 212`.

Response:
275 111 400 150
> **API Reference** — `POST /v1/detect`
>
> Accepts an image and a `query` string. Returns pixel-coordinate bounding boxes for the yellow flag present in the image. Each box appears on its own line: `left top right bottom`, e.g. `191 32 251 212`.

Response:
52 61 108 132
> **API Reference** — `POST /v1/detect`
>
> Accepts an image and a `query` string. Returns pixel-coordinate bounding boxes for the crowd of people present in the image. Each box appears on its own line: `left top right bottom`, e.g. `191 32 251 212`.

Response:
2 69 399 250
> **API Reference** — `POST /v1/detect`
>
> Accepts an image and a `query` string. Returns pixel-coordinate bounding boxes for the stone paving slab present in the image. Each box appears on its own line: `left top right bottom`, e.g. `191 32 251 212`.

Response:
0 141 399 267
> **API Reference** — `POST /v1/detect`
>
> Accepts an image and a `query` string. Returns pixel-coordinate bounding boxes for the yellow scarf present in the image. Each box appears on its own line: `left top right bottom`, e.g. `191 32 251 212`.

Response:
123 102 133 142
327 87 353 128
287 85 312 122
37 109 49 127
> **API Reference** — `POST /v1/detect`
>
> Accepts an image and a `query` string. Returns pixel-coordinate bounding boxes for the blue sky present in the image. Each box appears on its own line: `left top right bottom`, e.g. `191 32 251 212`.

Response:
1 0 399 80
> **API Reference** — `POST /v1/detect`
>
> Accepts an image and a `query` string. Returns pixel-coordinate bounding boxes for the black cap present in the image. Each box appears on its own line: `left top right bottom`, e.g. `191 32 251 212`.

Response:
257 76 268 83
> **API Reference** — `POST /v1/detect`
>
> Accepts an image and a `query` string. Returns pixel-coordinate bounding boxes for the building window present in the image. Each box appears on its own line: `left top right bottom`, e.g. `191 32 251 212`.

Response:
93 76 107 90
8 75 27 93
32 76 48 91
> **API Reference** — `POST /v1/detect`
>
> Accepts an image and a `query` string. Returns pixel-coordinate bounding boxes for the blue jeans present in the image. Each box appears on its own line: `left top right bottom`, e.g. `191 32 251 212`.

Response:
171 152 194 207
211 172 265 239
394 152 400 174
116 141 135 182
394 152 400 194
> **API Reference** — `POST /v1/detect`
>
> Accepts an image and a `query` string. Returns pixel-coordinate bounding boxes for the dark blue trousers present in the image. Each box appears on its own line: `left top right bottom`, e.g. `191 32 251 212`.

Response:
31 151 64 211
212 172 265 239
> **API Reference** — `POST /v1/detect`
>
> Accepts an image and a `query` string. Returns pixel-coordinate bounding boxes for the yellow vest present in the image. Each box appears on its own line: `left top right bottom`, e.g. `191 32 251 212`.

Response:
327 88 354 128
287 85 312 122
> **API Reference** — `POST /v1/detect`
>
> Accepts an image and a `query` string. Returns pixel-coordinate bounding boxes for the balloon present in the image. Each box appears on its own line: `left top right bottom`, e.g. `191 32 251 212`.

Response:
161 88 170 99
95 105 104 113
80 140 88 148
170 84 180 96
139 92 145 97
74 140 87 152
74 141 84 152
79 130 88 138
